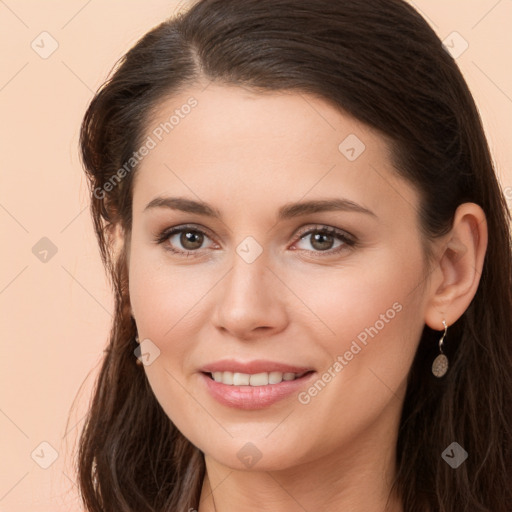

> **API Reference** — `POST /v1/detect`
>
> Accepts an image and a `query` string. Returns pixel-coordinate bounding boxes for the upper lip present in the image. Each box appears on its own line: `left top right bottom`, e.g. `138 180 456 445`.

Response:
201 359 314 375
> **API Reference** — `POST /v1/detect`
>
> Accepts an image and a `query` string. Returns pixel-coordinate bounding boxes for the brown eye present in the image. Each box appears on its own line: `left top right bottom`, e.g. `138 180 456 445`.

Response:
180 230 204 250
293 226 355 256
309 232 335 251
155 225 215 255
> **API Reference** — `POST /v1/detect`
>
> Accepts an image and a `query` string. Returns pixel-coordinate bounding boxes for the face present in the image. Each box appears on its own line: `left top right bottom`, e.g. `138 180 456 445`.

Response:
128 82 430 471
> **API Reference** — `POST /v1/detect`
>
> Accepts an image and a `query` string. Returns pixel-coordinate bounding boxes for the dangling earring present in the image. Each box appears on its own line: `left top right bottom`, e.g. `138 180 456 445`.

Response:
135 334 143 366
432 320 449 377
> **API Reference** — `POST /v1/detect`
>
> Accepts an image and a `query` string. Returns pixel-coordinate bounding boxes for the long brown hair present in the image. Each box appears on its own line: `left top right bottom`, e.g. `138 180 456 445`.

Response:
76 0 512 510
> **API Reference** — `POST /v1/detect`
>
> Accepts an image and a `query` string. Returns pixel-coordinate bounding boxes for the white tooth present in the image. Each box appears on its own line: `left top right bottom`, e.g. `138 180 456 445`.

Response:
211 370 302 386
233 372 251 385
268 371 284 384
249 372 269 386
222 371 234 385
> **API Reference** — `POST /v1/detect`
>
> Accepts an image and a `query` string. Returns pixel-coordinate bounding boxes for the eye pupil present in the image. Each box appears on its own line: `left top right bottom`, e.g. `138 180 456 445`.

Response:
311 232 334 251
181 231 203 249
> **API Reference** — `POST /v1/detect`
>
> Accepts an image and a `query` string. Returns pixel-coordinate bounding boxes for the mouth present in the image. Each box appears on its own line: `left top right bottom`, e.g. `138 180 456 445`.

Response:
203 370 314 386
198 361 316 409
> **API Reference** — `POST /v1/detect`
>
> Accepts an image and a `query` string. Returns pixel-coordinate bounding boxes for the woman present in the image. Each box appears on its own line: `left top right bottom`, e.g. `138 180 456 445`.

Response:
76 0 512 510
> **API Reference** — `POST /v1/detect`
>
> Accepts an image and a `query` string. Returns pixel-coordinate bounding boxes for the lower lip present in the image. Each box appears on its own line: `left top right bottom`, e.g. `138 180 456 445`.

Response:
200 372 316 410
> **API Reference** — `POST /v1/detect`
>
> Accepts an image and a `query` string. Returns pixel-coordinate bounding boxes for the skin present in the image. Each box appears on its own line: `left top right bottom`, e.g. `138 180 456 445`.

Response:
124 82 487 511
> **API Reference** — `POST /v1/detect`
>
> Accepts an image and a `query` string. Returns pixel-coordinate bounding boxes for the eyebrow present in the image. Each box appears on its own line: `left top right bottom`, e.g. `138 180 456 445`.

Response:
144 196 376 219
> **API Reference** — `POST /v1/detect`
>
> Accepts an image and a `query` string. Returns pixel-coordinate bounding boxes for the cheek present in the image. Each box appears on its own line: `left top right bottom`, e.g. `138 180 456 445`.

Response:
289 254 426 428
304 255 425 399
284 261 425 458
129 248 215 340
289 252 424 349
128 253 211 437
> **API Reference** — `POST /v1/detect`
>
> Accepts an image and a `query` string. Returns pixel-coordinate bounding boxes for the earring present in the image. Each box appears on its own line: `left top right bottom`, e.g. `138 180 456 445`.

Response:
135 334 143 366
432 320 449 377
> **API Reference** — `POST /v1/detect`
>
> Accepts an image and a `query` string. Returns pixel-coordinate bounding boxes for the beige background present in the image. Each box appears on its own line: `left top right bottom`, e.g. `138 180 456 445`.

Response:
0 1 510 510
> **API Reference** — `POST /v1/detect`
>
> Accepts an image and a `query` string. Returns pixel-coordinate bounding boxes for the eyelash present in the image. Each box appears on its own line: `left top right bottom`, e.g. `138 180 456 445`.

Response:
153 224 356 258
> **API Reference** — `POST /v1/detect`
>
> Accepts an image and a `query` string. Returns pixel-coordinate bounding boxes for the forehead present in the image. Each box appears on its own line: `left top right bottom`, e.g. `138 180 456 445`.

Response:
132 83 419 221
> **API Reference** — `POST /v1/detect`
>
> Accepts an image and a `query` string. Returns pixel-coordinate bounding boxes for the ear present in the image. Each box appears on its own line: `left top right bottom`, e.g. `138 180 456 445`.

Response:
424 202 488 330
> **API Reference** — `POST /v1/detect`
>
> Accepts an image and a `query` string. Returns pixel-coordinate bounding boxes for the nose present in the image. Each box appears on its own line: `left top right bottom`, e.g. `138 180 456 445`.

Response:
211 250 289 341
